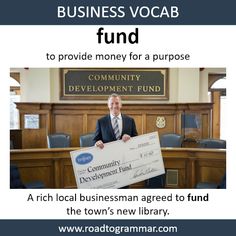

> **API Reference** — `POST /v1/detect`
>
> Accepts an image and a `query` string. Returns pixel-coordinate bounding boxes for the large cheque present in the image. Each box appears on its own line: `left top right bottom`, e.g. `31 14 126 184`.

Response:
70 132 165 189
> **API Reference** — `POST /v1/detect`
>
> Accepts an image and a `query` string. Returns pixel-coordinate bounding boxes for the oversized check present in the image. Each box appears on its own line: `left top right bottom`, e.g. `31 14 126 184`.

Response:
70 132 165 189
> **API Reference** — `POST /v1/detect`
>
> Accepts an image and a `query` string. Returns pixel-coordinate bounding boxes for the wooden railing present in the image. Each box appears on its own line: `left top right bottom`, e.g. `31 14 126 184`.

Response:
10 148 226 189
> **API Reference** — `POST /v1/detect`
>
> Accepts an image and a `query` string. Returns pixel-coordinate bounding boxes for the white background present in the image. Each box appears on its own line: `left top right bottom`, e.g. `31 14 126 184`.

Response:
0 26 235 219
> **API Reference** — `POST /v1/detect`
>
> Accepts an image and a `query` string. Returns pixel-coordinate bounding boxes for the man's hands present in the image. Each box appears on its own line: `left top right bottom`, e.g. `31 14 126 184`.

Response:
95 134 131 149
122 134 131 142
95 140 104 149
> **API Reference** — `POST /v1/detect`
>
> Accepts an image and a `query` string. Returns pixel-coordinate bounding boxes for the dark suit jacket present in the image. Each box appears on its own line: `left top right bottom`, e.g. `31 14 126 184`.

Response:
93 114 138 144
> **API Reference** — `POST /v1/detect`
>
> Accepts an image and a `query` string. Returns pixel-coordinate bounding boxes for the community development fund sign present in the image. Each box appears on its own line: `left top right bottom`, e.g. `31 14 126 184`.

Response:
60 68 169 101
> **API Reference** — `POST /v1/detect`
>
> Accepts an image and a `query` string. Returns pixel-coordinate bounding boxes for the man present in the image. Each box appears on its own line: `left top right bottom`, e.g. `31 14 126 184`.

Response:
93 94 164 189
93 93 138 149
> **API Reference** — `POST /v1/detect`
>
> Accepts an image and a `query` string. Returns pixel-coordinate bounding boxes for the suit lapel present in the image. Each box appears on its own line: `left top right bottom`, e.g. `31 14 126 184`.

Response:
121 114 126 136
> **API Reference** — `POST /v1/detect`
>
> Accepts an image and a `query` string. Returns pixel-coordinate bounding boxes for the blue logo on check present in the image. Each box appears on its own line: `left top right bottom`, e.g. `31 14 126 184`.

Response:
76 153 93 165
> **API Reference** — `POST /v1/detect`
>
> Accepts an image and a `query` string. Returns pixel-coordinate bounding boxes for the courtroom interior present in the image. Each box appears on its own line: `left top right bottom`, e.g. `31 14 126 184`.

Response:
10 68 226 189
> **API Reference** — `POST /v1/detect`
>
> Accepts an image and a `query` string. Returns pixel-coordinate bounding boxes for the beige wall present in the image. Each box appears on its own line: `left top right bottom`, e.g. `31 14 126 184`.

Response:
11 68 51 102
177 68 200 102
10 68 226 103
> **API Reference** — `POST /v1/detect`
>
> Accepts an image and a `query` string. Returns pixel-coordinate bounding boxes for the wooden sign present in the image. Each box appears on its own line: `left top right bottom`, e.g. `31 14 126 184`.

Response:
60 68 169 101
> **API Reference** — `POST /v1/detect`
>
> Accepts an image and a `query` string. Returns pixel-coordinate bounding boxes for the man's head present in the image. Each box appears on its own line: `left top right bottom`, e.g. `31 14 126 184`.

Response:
107 93 122 116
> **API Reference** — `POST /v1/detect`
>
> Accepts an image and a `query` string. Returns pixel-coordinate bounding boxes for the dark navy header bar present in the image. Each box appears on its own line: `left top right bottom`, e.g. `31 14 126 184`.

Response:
0 0 235 25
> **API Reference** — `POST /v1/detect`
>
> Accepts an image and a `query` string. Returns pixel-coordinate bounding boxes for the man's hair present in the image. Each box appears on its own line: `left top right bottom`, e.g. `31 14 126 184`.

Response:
108 93 121 102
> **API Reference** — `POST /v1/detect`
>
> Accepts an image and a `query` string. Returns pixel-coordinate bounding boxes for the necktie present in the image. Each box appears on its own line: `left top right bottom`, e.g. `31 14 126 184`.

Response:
113 117 120 140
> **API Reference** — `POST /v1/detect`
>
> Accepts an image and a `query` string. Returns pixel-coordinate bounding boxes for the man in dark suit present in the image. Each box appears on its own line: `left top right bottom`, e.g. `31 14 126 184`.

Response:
93 93 138 148
93 94 138 189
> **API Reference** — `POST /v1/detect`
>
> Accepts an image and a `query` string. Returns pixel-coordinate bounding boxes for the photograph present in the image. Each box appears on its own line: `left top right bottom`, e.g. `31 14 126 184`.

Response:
10 67 226 189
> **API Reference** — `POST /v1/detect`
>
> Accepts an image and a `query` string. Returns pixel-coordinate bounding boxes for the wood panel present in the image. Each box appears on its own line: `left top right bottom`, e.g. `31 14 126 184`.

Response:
130 114 143 135
202 113 210 138
212 91 221 138
196 159 225 183
10 148 226 189
146 113 178 136
54 114 84 147
60 159 76 189
16 103 213 148
87 114 105 133
14 159 54 188
19 108 50 148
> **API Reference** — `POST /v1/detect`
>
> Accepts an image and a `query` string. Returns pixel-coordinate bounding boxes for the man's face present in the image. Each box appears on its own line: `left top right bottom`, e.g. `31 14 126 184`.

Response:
108 96 122 116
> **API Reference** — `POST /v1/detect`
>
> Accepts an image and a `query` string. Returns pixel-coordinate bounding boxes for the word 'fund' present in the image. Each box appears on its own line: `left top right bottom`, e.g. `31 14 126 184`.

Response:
97 27 138 44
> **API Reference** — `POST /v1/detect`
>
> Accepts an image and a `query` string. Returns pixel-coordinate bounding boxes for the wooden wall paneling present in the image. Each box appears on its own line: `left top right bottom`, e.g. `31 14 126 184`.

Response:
176 111 182 135
164 158 187 188
146 112 178 136
12 159 54 188
87 114 106 133
53 114 84 147
146 114 157 133
199 166 225 183
58 149 79 188
212 91 221 138
142 114 147 134
61 159 77 188
53 158 61 188
163 149 188 188
177 165 188 188
16 103 213 148
47 107 53 134
187 158 196 189
202 112 211 139
129 181 145 189
194 149 226 187
195 159 225 184
20 110 49 149
129 114 143 135
82 113 88 134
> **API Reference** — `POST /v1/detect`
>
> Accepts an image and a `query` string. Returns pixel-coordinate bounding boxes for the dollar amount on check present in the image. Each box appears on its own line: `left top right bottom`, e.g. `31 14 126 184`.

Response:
70 132 165 189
